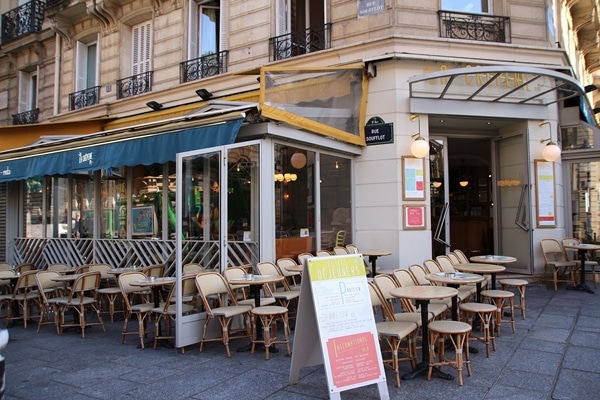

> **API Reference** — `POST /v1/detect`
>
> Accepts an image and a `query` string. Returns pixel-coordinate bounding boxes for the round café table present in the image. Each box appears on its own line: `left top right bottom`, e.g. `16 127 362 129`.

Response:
561 243 600 294
359 250 392 277
131 277 175 308
425 272 485 320
452 263 506 292
390 285 458 381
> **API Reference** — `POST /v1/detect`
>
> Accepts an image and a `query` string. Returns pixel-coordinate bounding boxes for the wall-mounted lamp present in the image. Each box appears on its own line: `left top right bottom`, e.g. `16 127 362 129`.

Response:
195 88 213 100
146 101 163 111
539 121 561 162
409 114 429 158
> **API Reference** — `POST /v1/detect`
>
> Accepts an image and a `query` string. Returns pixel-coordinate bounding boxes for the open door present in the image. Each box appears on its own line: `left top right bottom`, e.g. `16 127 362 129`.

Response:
495 134 533 273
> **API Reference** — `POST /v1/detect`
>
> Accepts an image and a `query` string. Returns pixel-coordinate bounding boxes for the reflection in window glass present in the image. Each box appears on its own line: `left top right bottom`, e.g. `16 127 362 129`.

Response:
570 162 600 243
72 175 95 238
100 168 126 238
320 155 352 250
442 0 489 13
24 177 44 238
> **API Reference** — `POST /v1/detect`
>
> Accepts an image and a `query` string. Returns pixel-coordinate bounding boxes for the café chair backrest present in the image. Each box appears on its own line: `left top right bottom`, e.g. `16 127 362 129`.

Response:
183 263 204 276
435 256 457 273
408 264 431 286
48 263 70 273
423 259 442 274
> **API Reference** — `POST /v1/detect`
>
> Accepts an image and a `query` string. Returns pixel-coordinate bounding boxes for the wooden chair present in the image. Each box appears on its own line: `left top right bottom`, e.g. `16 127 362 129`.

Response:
332 246 348 255
118 271 154 348
275 257 301 290
89 264 122 323
296 252 313 266
372 274 423 326
143 264 165 278
35 271 64 333
2 270 40 328
256 262 300 327
195 272 252 357
367 281 418 387
54 271 106 337
152 275 197 352
14 263 35 274
183 263 204 276
224 266 276 307
316 250 332 257
562 237 599 288
540 239 578 291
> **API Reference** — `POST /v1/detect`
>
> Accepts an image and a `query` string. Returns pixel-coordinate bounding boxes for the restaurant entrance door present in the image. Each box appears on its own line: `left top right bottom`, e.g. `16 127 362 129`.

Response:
430 136 494 259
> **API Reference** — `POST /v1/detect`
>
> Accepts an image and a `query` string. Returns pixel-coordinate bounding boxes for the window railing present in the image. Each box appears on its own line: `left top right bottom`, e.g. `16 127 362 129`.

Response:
45 0 65 8
438 10 511 43
69 86 100 111
12 109 39 125
117 71 153 99
1 0 45 44
180 51 228 83
269 23 332 62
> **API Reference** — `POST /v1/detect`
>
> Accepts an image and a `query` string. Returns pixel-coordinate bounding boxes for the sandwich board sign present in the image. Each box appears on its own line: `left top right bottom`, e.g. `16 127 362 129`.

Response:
289 254 389 399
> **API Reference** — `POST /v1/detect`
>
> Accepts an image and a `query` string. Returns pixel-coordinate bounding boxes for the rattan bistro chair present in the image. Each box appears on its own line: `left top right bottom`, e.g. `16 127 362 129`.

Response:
195 272 252 357
118 271 154 348
367 281 418 387
540 239 578 291
54 271 106 337
562 237 599 288
35 270 64 333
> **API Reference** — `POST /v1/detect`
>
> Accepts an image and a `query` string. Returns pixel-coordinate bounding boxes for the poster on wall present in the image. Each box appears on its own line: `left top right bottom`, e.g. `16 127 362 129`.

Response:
403 204 427 230
402 156 425 200
132 206 155 236
535 160 556 228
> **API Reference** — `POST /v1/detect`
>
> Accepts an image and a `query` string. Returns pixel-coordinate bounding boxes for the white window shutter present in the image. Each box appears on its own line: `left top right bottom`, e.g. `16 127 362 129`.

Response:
188 0 199 59
75 41 86 91
275 0 290 36
132 22 152 75
18 71 28 113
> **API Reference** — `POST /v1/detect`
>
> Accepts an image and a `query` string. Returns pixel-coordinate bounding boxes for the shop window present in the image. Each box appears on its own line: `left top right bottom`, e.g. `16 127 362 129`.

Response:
319 155 352 250
441 0 490 13
131 163 174 239
274 145 316 259
100 168 126 238
72 175 95 238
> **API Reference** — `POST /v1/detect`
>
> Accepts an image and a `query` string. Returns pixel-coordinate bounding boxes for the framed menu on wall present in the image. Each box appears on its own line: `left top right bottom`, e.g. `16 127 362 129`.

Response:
535 160 556 228
402 156 425 200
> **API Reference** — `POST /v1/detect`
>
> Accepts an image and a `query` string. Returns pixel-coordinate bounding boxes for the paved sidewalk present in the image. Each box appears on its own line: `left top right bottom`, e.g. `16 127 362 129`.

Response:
4 281 600 399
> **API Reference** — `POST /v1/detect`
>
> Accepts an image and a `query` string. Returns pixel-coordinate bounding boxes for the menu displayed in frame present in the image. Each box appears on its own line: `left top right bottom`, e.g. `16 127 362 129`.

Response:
402 156 425 200
535 160 556 228
289 254 389 400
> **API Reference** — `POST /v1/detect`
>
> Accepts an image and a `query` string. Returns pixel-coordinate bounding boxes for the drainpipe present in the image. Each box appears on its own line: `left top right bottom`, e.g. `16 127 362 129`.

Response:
53 33 61 116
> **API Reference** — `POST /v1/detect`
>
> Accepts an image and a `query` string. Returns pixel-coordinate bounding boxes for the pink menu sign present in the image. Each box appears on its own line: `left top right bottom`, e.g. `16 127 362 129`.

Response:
326 332 381 388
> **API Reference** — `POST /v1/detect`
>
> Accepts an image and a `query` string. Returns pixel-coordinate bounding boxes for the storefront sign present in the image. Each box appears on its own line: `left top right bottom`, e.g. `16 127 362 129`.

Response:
289 254 388 399
365 122 393 145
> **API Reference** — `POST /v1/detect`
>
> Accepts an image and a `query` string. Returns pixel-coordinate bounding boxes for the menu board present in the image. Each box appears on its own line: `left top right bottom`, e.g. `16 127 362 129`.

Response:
535 160 556 228
289 254 389 399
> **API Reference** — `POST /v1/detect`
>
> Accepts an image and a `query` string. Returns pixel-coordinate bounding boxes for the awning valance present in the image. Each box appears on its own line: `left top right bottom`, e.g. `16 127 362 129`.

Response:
0 119 243 183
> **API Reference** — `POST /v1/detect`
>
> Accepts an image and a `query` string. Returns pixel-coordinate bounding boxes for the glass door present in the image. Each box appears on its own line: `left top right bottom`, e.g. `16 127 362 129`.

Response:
430 137 450 257
567 160 600 244
495 134 532 272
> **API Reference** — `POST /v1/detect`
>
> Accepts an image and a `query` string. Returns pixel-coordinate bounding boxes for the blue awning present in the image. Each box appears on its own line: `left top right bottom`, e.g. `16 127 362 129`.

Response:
0 119 242 183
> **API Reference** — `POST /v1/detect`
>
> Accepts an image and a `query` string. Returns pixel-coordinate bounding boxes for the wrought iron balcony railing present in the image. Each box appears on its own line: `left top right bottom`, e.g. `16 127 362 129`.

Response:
1 0 45 44
117 71 153 99
45 0 64 8
69 86 100 111
12 109 39 125
269 23 332 62
180 51 228 83
438 10 511 43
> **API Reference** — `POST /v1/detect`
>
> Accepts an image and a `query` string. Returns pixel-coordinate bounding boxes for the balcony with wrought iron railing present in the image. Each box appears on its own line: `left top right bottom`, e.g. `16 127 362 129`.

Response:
1 0 45 44
69 86 101 111
438 10 511 43
12 109 39 125
45 0 65 8
180 51 228 83
117 71 153 99
269 23 332 62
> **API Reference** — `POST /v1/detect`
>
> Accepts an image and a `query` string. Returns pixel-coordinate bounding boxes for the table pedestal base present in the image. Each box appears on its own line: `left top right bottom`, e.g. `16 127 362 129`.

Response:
567 283 595 294
401 362 454 381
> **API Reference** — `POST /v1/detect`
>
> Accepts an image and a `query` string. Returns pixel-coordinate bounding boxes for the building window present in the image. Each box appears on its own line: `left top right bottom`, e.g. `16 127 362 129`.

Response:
132 22 152 76
18 70 37 113
271 0 330 61
75 40 98 92
441 0 490 13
